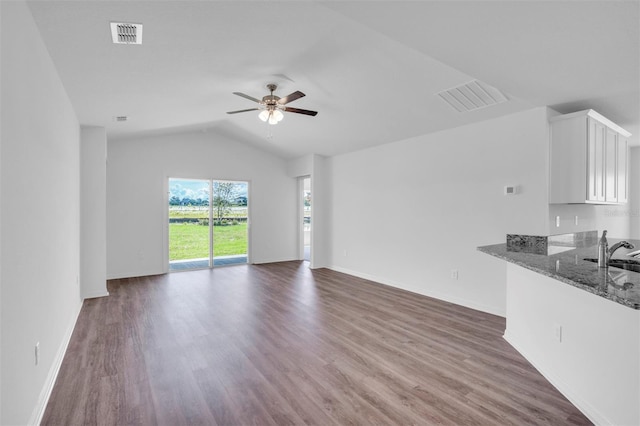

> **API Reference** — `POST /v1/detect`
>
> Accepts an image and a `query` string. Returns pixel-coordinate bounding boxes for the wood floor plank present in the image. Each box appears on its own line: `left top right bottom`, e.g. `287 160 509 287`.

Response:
42 261 591 425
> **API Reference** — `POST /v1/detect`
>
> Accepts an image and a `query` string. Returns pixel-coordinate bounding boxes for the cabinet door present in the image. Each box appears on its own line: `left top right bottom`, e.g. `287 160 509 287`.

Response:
605 128 618 203
587 118 605 202
617 136 628 203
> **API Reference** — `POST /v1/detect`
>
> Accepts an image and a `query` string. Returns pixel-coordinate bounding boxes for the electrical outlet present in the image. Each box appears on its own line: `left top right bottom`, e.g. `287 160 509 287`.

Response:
343 249 348 257
556 216 561 227
574 216 579 226
450 269 459 280
553 324 562 343
35 342 40 366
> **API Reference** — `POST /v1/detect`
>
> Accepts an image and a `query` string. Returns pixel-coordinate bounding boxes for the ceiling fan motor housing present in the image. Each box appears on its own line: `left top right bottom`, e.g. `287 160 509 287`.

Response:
262 95 280 105
263 84 280 105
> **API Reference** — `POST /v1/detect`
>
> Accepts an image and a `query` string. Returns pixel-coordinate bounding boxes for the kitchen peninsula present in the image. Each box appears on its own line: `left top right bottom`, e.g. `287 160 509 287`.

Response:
479 232 639 426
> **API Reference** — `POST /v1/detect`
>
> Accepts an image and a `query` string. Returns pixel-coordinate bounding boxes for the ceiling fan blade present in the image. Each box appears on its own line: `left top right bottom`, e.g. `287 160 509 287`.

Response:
284 107 318 116
226 108 259 114
232 92 261 103
277 91 305 105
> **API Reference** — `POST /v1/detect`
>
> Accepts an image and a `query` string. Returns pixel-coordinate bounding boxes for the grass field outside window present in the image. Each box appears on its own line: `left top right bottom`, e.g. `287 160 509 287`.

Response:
169 222 247 260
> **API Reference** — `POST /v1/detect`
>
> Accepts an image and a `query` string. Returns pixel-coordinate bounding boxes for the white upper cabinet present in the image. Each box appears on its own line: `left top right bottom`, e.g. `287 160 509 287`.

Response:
588 118 606 202
617 134 629 204
550 109 631 204
604 126 618 203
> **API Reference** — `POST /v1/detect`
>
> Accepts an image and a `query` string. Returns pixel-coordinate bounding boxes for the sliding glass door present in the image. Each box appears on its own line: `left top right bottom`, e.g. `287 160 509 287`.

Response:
168 178 211 270
301 177 311 261
211 181 248 266
169 178 248 271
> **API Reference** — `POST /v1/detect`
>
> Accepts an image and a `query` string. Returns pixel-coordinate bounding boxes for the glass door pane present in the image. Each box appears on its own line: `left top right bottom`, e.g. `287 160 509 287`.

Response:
168 178 211 271
212 180 248 266
303 177 311 261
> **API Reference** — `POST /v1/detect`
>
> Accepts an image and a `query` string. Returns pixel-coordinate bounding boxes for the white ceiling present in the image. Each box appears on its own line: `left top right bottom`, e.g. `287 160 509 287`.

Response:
27 0 639 159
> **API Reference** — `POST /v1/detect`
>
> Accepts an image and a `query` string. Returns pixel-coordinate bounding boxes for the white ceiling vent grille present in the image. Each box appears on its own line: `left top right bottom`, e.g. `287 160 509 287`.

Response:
437 80 508 113
110 22 143 45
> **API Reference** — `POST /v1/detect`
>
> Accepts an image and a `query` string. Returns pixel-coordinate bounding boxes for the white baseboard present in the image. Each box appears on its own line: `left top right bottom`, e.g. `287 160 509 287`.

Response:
107 268 164 280
503 330 609 426
251 256 299 265
82 290 110 299
28 298 84 426
328 265 505 317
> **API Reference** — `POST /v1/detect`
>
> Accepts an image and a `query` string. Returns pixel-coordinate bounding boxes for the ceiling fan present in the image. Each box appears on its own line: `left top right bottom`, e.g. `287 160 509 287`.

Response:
226 84 318 125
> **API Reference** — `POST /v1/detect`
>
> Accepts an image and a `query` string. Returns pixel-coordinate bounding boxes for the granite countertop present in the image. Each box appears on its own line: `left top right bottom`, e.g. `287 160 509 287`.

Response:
478 238 640 310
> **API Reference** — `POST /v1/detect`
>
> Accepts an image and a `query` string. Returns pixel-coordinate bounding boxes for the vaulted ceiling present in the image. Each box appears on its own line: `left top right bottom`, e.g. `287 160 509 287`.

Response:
27 1 639 159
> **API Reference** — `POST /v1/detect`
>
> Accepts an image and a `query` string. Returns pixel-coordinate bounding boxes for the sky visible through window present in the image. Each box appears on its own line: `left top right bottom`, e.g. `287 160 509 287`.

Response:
169 178 248 202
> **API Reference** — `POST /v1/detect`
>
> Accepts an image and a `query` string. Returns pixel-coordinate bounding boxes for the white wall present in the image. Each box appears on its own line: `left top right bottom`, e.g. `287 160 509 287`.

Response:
81 127 108 298
631 147 640 239
311 155 330 268
326 106 635 316
549 202 633 238
0 3 3 421
106 130 297 278
328 108 552 316
1 2 82 424
286 154 314 178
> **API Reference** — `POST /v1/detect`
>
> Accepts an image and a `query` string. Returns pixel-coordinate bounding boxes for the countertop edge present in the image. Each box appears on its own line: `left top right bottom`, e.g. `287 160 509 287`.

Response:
477 245 640 310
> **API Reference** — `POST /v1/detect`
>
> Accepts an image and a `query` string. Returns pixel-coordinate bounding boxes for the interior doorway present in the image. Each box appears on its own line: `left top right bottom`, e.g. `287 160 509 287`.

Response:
301 176 311 262
168 178 248 271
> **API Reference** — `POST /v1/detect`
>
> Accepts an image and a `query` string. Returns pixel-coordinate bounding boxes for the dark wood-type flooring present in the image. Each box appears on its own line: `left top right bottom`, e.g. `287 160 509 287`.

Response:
43 261 591 425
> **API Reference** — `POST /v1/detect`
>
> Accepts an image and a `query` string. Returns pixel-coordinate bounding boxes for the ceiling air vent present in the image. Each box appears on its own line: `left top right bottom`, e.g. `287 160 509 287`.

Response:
437 80 508 113
113 116 128 122
110 22 143 45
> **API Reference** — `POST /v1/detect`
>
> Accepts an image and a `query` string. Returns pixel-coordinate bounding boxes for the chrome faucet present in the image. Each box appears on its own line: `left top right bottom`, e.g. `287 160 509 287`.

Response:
597 230 636 268
608 241 635 262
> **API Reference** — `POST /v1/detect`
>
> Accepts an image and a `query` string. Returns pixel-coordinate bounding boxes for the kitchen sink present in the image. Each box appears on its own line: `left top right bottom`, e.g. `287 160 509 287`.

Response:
583 258 640 273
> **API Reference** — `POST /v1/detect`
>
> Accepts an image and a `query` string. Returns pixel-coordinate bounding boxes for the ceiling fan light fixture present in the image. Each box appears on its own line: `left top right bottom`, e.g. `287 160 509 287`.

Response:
258 110 270 122
260 108 284 125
